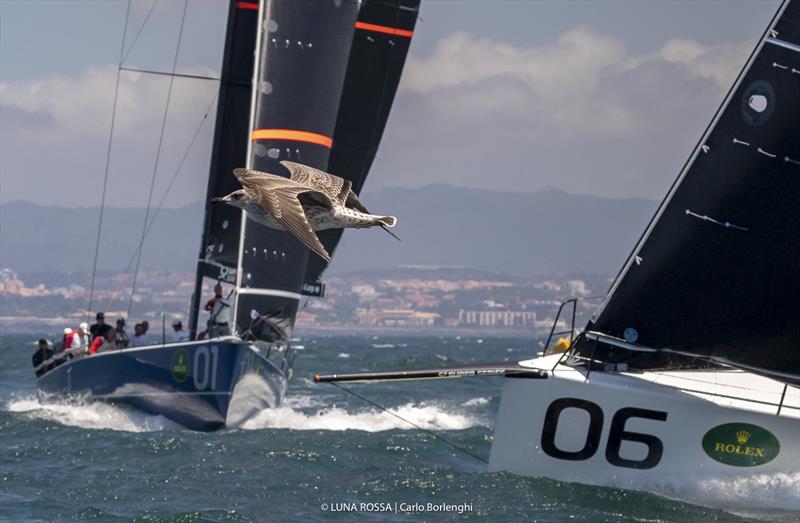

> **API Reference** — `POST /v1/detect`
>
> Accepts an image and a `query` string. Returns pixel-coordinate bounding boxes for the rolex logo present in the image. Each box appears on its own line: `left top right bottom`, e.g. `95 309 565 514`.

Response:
703 423 779 467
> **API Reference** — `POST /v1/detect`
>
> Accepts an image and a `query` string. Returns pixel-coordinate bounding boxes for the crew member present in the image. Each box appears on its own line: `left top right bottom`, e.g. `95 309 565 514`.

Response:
60 327 73 352
204 283 231 337
32 338 53 377
89 329 117 354
130 323 150 347
90 312 112 341
70 323 91 350
171 320 189 342
115 318 129 349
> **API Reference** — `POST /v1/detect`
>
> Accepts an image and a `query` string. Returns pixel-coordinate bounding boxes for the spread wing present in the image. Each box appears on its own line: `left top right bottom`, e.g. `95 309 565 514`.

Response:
233 168 332 262
280 161 350 206
234 167 302 192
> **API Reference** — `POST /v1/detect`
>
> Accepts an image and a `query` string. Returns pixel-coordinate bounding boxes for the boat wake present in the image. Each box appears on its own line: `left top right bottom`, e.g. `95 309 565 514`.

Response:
3 393 490 434
4 395 178 432
240 395 486 432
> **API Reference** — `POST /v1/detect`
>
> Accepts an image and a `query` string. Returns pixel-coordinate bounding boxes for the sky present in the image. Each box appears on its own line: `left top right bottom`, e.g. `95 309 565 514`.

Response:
0 0 781 210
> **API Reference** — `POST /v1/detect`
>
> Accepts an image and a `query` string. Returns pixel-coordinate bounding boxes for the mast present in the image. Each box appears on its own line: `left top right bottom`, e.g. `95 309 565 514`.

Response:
189 0 259 339
572 0 800 384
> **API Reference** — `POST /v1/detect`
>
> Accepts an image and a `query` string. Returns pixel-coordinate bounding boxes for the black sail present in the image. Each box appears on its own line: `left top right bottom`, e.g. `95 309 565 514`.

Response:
233 0 361 340
303 0 420 286
573 0 800 384
189 0 258 337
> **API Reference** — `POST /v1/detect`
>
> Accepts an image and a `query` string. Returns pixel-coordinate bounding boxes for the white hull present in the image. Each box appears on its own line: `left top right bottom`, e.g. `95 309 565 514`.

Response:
489 355 800 509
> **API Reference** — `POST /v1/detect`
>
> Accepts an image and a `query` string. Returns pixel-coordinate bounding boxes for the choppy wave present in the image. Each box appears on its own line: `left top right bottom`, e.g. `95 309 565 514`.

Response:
462 397 490 407
241 396 483 432
645 472 800 515
4 395 177 432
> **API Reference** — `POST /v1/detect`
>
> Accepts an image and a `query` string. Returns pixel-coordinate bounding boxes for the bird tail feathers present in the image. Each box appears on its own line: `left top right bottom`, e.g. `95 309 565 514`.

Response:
376 215 396 228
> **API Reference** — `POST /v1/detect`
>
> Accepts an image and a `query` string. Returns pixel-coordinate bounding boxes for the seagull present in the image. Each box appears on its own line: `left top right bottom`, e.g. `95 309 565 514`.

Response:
212 161 398 262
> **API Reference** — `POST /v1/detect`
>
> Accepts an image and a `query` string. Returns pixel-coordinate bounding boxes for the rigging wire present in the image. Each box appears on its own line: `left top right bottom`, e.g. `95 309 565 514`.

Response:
127 0 190 317
103 91 218 312
86 0 133 323
120 0 160 66
327 382 489 465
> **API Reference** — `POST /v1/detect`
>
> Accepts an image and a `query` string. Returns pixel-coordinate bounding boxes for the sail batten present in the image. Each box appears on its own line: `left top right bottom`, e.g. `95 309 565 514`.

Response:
575 0 800 384
767 36 800 53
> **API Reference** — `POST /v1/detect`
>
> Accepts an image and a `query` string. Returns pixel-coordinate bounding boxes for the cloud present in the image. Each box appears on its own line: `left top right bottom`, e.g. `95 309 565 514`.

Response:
0 28 755 207
402 28 635 139
1 64 217 143
653 38 754 89
369 29 753 198
1 65 219 207
0 104 56 130
399 29 751 142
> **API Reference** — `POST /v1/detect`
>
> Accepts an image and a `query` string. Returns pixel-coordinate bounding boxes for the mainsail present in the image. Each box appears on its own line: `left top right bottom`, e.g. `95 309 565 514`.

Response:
572 0 800 384
189 0 259 337
190 0 418 341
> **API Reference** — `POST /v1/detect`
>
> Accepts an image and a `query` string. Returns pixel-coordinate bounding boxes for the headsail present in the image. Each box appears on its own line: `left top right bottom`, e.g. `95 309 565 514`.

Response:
189 0 259 337
303 0 421 286
573 0 800 384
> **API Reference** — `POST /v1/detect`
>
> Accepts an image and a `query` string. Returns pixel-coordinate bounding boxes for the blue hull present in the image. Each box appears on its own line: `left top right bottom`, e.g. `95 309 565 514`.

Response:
36 339 288 431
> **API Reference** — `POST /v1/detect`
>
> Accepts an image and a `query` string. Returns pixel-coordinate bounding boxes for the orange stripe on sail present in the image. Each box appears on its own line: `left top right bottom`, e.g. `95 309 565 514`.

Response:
355 21 414 38
235 2 259 11
251 129 333 148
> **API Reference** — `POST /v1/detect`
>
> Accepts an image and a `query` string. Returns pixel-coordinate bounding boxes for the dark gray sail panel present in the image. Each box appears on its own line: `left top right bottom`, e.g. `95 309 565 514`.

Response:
304 0 420 284
575 0 800 383
200 2 258 270
774 0 800 44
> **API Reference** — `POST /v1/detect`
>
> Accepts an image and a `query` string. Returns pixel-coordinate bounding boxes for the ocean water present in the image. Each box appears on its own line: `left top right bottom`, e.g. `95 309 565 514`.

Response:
1 334 796 523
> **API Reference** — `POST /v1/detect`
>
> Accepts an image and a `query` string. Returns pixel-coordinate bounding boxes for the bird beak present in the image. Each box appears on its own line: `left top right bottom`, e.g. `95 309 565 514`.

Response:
211 196 226 202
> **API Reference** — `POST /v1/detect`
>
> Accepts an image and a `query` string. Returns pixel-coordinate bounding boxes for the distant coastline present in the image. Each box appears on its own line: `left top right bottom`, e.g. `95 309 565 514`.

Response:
0 317 545 339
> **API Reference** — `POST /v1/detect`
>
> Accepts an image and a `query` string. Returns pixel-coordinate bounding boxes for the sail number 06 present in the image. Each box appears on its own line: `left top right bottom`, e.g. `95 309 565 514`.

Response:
193 346 219 390
541 398 668 469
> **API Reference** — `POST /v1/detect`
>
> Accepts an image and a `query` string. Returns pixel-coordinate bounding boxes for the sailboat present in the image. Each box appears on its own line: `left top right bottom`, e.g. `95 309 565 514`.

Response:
33 0 419 431
316 0 800 498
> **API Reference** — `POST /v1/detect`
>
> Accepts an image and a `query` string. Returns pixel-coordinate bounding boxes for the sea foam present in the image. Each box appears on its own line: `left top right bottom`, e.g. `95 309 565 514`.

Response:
646 471 800 515
241 395 482 432
4 395 177 432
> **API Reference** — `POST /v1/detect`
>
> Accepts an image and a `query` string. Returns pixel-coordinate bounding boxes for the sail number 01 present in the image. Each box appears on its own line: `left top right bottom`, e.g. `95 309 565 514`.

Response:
193 346 219 390
541 398 668 469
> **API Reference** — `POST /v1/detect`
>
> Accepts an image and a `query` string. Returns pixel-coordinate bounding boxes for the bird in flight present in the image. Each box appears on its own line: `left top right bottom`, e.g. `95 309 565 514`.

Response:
212 161 398 262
